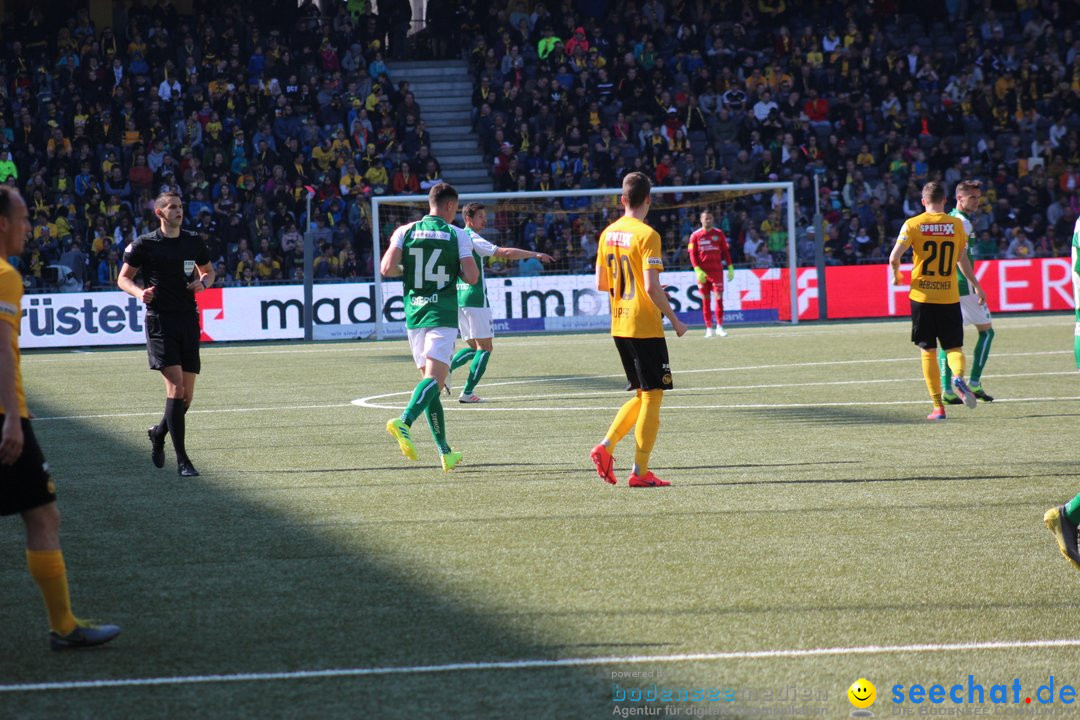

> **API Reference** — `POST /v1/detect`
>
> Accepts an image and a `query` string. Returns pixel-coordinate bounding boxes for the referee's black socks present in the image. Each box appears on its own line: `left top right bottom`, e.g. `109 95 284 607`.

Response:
153 401 188 438
164 397 188 462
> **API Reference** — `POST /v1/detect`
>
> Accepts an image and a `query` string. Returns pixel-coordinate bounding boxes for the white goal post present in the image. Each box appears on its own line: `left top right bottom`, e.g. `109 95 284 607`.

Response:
369 182 797 341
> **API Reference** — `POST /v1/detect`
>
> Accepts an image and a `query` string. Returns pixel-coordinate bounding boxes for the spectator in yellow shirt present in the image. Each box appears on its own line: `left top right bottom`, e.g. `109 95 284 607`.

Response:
856 144 875 166
339 162 365 198
363 157 388 193
46 126 71 159
255 253 280 280
311 137 334 173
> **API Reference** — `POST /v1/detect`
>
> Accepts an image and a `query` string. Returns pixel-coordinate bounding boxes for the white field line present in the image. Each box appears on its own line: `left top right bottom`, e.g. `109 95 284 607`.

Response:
21 322 1073 362
354 396 1080 412
349 350 1075 407
33 404 352 422
3 638 1080 693
31 357 1079 421
354 370 1079 408
32 392 1079 422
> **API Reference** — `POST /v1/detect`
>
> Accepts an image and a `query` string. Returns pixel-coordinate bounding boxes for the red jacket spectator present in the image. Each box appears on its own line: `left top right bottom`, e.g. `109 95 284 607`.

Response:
1060 167 1080 193
803 92 830 123
392 165 419 194
565 27 589 56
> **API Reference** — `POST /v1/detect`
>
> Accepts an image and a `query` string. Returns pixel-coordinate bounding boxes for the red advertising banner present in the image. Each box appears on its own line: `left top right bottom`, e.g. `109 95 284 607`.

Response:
789 258 1074 321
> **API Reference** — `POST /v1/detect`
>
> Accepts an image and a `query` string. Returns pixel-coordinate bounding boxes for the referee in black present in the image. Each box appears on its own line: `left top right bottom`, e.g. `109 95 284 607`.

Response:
118 191 214 477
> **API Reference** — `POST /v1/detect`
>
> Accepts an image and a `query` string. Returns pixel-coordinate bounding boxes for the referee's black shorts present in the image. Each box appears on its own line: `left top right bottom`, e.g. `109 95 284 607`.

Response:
145 310 201 373
910 300 963 351
613 336 674 391
0 417 56 516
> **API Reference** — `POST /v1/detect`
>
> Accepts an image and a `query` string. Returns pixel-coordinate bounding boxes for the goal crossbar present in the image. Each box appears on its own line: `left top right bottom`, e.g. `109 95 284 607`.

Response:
370 182 797 340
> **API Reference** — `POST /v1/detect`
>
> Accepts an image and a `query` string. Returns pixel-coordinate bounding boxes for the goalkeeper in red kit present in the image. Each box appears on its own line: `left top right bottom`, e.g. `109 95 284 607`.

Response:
687 210 734 337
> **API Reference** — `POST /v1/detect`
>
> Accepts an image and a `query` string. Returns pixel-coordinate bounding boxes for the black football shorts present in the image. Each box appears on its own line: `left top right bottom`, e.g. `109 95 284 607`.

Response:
0 418 56 516
145 311 201 373
910 300 963 350
613 336 674 391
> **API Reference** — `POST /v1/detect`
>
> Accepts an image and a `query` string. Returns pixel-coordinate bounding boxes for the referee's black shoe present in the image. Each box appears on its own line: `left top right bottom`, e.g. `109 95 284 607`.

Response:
178 458 200 477
148 427 165 469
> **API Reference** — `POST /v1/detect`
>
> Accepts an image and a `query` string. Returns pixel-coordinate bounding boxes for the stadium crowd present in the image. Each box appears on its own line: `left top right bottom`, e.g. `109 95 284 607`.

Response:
458 0 1080 269
1 0 419 291
0 0 1078 291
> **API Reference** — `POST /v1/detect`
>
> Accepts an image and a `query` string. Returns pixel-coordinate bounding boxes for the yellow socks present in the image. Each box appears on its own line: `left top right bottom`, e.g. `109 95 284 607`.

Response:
26 549 77 635
633 390 664 474
922 352 943 407
945 348 966 378
604 392 642 452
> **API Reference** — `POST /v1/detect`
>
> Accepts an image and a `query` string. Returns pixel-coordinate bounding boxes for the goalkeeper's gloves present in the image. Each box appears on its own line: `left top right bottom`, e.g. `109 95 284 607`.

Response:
726 265 735 282
693 267 707 284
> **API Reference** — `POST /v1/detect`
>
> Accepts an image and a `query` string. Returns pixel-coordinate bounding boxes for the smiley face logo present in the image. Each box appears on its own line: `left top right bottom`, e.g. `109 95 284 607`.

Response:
848 678 876 709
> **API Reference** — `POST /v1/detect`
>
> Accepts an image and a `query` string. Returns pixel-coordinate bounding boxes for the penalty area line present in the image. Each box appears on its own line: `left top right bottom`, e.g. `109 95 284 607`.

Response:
3 639 1080 693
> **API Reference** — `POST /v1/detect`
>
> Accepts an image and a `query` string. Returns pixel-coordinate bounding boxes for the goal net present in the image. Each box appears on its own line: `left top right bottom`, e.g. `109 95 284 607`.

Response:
365 183 796 340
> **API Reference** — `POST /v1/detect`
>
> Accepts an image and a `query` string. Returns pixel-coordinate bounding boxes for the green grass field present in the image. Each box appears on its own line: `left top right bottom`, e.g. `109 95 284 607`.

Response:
3 315 1080 719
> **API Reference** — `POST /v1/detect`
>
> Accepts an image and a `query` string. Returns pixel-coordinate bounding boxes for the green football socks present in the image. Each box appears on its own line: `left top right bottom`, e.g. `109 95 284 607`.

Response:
401 377 438 426
462 350 490 395
971 328 993 385
1065 493 1080 527
1074 322 1080 370
424 395 451 454
938 347 953 395
450 348 475 372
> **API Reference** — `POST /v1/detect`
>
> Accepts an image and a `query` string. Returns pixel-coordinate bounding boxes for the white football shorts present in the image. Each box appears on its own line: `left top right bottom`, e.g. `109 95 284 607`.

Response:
407 326 458 368
458 306 494 341
959 293 992 326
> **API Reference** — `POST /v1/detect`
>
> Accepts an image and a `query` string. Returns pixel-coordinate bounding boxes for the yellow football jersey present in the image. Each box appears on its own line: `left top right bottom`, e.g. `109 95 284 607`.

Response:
896 211 967 304
596 215 665 338
0 258 28 418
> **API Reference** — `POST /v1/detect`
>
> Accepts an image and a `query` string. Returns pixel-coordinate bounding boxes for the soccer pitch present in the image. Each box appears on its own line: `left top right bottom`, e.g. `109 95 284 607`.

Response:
3 314 1080 718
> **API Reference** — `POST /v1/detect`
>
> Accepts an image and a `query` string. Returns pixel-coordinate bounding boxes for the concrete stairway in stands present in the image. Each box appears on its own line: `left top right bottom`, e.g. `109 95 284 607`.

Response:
385 59 491 194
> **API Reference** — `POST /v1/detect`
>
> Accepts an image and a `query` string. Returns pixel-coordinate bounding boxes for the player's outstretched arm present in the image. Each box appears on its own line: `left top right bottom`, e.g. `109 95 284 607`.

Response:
493 247 553 263
644 268 687 337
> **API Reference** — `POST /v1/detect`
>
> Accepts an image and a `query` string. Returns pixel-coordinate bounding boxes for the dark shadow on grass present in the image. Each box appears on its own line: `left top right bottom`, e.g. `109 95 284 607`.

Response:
736 406 912 425
0 398 610 718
